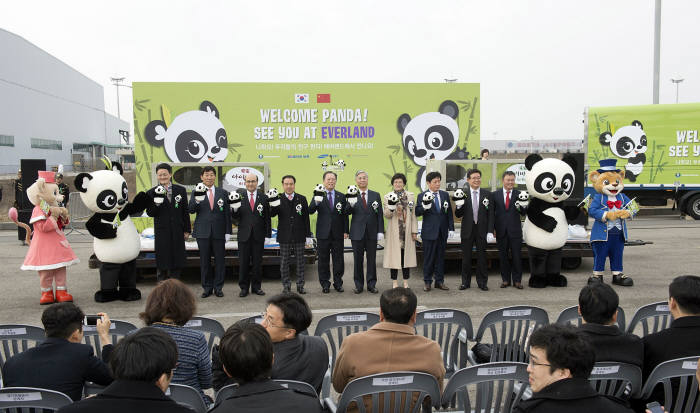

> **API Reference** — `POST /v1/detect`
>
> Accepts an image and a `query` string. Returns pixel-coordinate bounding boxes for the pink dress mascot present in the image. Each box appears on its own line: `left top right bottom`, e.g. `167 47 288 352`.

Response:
20 171 79 304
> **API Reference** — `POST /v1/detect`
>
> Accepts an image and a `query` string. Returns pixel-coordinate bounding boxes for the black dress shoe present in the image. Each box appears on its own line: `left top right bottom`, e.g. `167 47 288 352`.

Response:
282 285 291 293
423 284 432 292
239 290 249 298
459 284 470 290
201 291 213 298
500 282 511 288
353 288 363 294
335 286 344 293
297 286 307 294
214 290 224 297
514 282 524 289
479 285 489 291
322 287 330 294
435 283 450 291
368 287 379 294
253 289 266 296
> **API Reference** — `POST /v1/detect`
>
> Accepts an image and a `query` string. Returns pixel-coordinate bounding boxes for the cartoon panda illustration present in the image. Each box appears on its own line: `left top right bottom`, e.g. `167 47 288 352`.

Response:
599 120 647 182
522 154 582 288
396 100 467 189
75 158 150 302
145 101 228 163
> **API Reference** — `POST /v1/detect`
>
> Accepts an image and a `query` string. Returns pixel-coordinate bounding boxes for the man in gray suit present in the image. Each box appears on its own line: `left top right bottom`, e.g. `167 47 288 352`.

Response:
188 166 231 298
347 170 384 294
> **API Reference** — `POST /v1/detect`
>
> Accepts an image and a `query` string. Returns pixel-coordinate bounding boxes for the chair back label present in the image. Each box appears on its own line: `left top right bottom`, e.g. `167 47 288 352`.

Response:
592 365 620 375
655 305 669 312
337 314 367 322
0 392 43 402
83 324 116 332
503 309 532 317
682 361 698 370
372 376 414 386
0 328 27 336
424 311 454 320
184 320 203 327
478 366 517 376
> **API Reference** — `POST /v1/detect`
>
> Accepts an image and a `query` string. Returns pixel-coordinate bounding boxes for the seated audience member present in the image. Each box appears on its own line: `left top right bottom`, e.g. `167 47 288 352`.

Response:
140 279 212 401
210 322 322 413
642 275 700 406
57 327 193 413
576 283 643 369
212 292 328 393
514 324 634 413
332 287 445 409
1 303 113 401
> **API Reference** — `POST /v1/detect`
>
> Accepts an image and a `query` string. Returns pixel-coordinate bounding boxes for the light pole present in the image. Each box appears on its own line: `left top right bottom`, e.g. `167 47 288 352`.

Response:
110 77 126 119
671 78 684 103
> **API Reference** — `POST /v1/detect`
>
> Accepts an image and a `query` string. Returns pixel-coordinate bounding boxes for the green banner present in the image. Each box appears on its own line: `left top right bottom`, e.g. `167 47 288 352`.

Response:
587 103 700 186
133 83 480 197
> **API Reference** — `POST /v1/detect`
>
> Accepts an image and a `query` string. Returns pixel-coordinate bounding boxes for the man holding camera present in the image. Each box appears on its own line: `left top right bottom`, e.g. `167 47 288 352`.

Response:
1 303 114 401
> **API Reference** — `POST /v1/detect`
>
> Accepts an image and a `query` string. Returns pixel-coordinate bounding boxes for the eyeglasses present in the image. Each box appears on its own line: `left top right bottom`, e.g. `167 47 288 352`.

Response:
528 359 551 368
260 312 288 329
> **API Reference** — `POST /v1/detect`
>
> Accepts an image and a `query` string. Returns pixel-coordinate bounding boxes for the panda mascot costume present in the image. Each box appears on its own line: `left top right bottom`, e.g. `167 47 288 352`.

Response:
523 154 581 288
75 157 150 302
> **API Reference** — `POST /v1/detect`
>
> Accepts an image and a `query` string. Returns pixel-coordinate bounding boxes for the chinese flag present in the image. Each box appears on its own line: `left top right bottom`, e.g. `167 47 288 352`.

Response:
317 93 331 103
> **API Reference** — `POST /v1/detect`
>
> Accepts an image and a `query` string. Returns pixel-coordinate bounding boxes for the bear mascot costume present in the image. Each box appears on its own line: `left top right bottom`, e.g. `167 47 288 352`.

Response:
587 159 635 286
20 171 79 304
523 154 582 288
75 157 150 302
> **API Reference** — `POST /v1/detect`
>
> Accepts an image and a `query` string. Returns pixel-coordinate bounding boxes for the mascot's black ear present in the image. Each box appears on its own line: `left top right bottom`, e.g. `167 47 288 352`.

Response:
75 173 92 193
599 132 612 146
200 100 219 119
631 120 643 129
144 120 167 146
438 100 459 119
525 154 543 171
111 162 124 175
397 114 411 134
562 155 577 171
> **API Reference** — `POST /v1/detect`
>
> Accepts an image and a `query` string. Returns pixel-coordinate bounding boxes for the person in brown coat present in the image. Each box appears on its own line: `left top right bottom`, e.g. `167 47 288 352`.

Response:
332 287 445 410
382 173 418 289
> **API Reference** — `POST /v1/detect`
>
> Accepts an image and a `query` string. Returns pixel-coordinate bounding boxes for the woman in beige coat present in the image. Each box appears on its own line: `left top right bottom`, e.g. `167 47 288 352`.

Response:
382 173 418 288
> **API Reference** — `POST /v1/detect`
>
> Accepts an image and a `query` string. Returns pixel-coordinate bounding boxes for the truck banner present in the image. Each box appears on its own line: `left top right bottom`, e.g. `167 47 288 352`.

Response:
586 103 700 187
133 83 480 196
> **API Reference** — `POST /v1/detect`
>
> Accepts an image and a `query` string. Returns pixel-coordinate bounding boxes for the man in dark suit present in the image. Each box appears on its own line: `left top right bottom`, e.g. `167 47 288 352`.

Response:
455 168 493 291
416 171 454 292
188 166 231 298
57 327 193 413
347 170 384 294
271 175 311 294
309 171 349 293
2 303 113 401
232 172 271 297
146 163 191 281
576 283 643 369
642 275 700 406
490 170 525 289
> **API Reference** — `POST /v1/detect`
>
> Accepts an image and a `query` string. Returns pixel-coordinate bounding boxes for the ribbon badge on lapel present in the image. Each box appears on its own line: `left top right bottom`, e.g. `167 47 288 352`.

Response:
371 200 379 213
217 198 224 211
482 198 489 210
256 204 264 216
335 202 343 214
408 201 414 211
174 194 182 208
295 204 303 216
443 200 449 213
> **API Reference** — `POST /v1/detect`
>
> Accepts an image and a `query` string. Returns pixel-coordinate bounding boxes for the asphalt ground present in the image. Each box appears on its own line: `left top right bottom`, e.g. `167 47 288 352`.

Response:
2 216 699 335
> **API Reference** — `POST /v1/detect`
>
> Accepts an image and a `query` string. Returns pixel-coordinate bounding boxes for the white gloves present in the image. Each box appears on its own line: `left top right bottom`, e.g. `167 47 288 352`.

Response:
305 237 314 245
448 230 457 239
313 195 323 203
225 234 232 242
377 233 384 241
487 233 496 243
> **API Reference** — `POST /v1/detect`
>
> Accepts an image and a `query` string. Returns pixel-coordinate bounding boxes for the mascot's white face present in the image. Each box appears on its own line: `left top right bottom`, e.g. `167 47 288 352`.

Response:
525 157 575 203
76 170 128 213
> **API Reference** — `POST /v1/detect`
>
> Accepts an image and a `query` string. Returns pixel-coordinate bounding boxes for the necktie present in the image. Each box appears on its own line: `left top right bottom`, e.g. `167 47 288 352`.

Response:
287 194 293 201
362 192 367 209
433 192 439 211
472 191 479 223
505 190 511 209
249 192 255 210
209 187 214 210
328 191 333 208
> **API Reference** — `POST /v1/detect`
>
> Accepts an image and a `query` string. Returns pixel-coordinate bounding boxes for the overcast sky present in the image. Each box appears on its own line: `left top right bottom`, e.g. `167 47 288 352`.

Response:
2 0 699 140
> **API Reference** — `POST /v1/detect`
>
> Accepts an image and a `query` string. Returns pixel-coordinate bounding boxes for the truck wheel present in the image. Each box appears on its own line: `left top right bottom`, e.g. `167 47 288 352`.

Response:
561 257 582 270
687 195 700 220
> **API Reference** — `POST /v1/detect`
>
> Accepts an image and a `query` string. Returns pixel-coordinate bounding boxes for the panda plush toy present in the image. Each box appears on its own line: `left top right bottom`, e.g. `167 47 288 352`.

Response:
522 154 582 288
75 158 150 302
